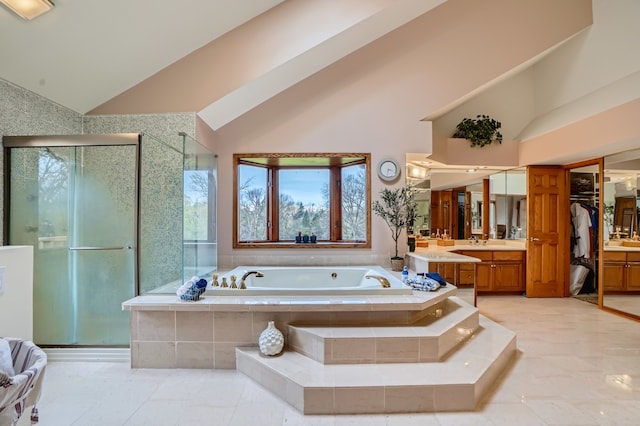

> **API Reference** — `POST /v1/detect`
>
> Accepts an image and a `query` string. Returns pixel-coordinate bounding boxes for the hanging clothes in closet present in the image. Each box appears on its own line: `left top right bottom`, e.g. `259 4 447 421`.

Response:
570 201 599 295
571 202 592 258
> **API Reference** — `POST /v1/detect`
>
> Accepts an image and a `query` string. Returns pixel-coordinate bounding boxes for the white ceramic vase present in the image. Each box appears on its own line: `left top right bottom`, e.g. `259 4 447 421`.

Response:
258 321 284 356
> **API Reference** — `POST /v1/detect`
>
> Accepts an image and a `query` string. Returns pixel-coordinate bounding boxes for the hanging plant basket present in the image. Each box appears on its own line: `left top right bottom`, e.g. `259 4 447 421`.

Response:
452 115 503 148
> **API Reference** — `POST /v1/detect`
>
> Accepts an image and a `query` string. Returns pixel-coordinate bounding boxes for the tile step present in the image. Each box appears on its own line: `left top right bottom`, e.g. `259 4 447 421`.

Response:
236 315 516 414
288 296 479 364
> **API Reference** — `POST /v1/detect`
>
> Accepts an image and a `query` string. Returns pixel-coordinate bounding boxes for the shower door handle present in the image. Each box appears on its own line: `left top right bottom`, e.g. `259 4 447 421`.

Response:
69 246 132 251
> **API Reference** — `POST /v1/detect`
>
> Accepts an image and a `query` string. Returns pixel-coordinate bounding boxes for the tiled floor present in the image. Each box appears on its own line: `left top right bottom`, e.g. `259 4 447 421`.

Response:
35 294 640 425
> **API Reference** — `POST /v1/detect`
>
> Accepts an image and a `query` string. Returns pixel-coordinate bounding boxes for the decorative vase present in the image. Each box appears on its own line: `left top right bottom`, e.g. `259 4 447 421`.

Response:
258 321 284 356
295 235 302 243
303 235 309 243
310 235 317 243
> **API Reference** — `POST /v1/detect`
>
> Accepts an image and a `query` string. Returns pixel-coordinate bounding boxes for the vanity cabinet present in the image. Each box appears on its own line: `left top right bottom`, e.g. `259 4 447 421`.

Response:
603 251 640 292
427 261 456 285
458 250 525 293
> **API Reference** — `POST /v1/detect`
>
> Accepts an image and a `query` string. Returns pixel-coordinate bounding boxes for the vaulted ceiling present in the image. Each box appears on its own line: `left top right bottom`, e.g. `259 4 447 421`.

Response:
1 0 450 128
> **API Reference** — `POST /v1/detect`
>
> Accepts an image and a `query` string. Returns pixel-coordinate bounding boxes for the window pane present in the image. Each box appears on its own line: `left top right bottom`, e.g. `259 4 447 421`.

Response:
278 169 330 240
341 164 366 240
238 165 267 240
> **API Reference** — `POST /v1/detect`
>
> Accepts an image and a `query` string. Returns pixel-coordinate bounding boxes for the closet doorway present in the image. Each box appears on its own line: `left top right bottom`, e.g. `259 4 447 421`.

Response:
565 159 602 306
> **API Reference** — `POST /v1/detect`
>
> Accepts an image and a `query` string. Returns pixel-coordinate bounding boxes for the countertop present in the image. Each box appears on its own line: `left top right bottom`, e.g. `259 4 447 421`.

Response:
603 242 640 252
407 239 526 263
413 239 526 252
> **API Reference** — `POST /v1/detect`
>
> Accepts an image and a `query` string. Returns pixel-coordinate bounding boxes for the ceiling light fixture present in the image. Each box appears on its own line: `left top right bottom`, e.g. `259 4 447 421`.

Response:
0 0 54 20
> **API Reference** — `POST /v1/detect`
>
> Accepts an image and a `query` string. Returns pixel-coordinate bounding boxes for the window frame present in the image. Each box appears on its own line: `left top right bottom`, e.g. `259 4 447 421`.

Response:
233 153 371 248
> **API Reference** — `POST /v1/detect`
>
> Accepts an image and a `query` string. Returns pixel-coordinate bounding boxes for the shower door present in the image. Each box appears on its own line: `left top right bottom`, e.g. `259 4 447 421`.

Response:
7 137 137 346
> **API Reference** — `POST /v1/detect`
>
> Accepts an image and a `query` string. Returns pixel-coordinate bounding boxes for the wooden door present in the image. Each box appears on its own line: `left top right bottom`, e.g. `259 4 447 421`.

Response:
526 166 567 297
430 190 454 237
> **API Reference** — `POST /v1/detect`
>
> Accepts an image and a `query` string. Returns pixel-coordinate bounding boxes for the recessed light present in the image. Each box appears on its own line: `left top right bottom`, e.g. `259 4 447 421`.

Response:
0 0 54 20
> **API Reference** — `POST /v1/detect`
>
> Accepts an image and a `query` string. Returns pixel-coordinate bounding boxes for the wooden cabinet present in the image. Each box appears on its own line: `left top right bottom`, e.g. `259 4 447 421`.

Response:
603 251 640 292
458 250 525 293
457 262 475 287
427 261 456 285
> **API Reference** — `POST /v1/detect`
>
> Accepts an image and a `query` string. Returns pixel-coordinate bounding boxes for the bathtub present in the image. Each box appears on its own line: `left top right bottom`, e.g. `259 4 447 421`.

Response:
206 265 413 295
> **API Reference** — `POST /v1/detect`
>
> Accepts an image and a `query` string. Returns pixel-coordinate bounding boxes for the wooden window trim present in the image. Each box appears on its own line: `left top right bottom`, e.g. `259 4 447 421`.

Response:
233 153 371 249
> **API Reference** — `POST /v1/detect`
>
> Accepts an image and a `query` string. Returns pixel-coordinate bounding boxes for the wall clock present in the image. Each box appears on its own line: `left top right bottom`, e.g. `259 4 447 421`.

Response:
377 157 401 182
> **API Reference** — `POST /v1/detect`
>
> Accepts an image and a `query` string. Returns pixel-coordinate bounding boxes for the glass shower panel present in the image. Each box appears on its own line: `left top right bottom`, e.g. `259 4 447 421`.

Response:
70 145 136 345
182 133 217 282
9 147 74 344
8 141 137 346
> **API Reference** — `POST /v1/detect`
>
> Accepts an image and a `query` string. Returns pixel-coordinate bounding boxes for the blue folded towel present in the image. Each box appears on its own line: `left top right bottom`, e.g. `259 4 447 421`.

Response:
180 283 205 301
425 272 447 287
406 276 441 292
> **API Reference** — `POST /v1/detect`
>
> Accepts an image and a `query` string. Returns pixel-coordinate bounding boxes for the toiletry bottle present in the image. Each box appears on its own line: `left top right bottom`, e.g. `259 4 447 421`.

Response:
401 266 409 283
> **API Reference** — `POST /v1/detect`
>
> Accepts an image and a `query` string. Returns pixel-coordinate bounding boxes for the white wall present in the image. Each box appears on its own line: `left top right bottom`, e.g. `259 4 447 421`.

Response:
0 246 34 340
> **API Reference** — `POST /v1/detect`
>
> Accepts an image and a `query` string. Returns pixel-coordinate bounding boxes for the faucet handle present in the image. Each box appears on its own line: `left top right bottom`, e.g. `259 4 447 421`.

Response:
230 275 237 288
221 277 228 288
212 273 219 287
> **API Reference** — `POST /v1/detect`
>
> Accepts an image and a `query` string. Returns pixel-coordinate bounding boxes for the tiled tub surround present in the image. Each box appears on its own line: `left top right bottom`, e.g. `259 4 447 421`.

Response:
123 285 517 414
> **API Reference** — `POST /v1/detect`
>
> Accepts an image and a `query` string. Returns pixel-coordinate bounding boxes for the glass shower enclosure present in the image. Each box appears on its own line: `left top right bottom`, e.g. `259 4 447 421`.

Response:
4 132 217 347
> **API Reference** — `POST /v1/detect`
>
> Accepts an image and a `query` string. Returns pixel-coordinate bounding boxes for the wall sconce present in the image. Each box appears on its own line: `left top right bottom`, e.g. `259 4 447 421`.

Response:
0 0 54 20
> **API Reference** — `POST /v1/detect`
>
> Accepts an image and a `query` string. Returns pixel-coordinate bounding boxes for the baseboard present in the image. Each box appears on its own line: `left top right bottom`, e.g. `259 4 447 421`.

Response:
44 347 130 363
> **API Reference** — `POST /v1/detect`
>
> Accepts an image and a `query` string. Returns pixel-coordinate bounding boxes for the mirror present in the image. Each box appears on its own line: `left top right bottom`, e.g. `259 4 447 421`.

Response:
489 167 527 239
468 184 483 236
406 162 431 236
603 148 640 318
405 155 527 240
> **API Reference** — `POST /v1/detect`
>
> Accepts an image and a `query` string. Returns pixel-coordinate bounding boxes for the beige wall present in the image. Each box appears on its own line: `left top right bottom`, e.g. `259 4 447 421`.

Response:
211 0 591 267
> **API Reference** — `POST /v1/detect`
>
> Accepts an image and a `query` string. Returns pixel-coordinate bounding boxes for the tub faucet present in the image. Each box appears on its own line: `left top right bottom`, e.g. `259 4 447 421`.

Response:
365 275 391 288
240 270 264 288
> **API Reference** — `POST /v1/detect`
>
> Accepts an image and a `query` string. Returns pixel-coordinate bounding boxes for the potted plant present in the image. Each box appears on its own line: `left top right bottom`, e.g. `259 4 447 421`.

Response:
372 185 417 271
453 114 503 148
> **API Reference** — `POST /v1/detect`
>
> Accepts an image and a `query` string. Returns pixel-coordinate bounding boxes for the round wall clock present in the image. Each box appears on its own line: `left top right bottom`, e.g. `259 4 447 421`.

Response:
377 157 401 182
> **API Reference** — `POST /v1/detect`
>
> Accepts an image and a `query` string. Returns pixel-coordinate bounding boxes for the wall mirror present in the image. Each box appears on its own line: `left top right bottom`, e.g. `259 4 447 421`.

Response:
489 168 527 240
406 162 431 236
405 154 526 241
467 184 483 236
602 148 640 319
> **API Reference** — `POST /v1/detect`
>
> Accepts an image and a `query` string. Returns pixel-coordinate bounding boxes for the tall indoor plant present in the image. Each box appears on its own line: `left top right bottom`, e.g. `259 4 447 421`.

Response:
372 185 417 271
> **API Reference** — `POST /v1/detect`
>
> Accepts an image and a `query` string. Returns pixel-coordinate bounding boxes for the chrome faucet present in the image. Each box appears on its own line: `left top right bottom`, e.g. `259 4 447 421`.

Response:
365 275 391 288
240 270 264 288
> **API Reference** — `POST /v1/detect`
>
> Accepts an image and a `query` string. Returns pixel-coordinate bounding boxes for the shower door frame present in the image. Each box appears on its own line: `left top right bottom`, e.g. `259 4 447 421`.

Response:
3 134 141 345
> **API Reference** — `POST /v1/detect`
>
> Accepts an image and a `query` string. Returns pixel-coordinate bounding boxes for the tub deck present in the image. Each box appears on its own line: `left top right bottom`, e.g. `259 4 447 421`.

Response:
121 284 516 414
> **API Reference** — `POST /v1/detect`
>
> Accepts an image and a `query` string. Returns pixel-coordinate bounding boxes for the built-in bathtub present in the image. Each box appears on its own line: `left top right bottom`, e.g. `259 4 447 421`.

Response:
206 265 413 295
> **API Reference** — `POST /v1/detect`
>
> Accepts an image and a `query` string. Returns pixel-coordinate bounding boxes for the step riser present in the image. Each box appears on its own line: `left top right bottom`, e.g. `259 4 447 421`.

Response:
237 340 517 414
288 301 479 364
